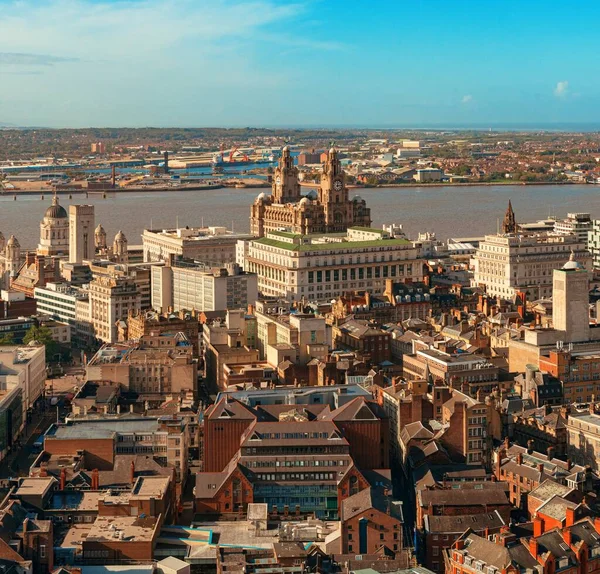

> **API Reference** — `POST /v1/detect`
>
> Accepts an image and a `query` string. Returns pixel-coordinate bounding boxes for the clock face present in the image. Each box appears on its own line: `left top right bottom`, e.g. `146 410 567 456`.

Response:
333 179 343 191
276 176 281 184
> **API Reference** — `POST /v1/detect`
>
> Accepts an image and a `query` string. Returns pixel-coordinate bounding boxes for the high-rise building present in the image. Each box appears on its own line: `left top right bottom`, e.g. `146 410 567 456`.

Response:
69 204 95 263
250 146 371 237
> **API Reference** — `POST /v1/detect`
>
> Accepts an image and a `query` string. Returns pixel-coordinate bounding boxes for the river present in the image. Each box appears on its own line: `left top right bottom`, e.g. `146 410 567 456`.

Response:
1 184 599 249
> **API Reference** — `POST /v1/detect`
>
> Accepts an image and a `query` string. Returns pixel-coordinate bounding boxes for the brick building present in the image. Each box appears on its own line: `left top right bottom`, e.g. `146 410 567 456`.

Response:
340 486 403 555
494 440 593 509
196 395 390 520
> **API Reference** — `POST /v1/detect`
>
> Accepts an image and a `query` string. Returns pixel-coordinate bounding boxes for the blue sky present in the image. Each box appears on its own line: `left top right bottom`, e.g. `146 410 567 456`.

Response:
0 0 598 128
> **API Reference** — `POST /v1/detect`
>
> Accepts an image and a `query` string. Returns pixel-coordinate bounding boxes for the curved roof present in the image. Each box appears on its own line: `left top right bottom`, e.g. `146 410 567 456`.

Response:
45 196 67 219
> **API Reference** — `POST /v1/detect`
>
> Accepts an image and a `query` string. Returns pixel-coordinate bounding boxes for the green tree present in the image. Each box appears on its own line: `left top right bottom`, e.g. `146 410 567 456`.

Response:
24 325 57 357
0 333 15 345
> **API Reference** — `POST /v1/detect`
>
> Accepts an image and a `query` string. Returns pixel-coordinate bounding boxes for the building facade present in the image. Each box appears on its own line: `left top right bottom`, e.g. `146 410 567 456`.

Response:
250 146 371 237
244 227 423 302
142 226 252 265
68 204 95 264
151 259 258 314
88 275 141 343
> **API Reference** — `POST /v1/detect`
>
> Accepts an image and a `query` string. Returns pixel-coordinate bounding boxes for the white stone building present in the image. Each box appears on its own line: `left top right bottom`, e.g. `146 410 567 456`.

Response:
244 227 423 302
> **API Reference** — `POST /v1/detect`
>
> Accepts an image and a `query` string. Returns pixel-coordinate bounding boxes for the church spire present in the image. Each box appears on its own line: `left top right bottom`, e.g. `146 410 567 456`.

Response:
502 199 518 234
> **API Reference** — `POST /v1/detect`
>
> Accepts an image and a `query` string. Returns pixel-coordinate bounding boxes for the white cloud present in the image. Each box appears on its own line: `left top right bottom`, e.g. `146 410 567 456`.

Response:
554 80 569 98
461 94 473 104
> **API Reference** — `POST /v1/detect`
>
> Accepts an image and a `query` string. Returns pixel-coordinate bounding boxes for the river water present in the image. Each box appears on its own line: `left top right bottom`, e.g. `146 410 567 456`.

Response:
1 184 599 249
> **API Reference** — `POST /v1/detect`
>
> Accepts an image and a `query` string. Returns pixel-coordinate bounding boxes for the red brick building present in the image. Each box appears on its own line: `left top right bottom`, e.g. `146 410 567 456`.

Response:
196 396 391 520
340 487 403 555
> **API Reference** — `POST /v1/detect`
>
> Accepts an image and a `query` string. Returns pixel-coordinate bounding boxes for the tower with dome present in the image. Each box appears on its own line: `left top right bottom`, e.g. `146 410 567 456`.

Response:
250 146 371 237
37 194 69 256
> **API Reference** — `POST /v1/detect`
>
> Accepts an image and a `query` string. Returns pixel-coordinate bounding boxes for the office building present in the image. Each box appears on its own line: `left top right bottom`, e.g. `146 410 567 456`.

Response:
142 226 252 265
472 202 590 299
553 212 592 243
244 227 423 302
0 345 46 461
197 395 390 519
88 275 141 343
151 258 258 313
566 409 600 471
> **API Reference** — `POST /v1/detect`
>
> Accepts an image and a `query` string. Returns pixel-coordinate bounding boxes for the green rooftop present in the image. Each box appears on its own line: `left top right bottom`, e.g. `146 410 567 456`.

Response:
269 230 301 239
349 226 386 234
254 236 411 252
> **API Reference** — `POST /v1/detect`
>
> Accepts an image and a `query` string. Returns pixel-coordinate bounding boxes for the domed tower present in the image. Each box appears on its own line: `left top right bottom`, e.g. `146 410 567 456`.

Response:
272 146 300 204
113 230 128 263
38 194 69 256
5 235 21 276
95 224 107 251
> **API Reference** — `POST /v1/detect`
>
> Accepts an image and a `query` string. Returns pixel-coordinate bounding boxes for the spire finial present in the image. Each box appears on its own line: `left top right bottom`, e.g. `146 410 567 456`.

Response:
569 249 575 262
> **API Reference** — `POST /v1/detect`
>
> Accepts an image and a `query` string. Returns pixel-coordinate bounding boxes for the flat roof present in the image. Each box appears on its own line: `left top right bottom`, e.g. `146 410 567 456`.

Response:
47 418 159 440
254 236 411 252
132 476 170 498
16 477 56 497
86 515 158 543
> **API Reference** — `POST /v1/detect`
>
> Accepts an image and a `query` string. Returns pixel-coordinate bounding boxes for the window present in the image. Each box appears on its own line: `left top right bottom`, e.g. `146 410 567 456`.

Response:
40 545 46 559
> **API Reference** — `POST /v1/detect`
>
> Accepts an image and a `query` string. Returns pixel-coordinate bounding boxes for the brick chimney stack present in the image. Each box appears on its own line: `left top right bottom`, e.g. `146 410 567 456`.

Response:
60 467 66 490
130 460 135 484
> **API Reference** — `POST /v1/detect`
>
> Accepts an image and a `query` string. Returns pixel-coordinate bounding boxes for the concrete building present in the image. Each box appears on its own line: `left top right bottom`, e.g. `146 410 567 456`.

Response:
203 310 259 390
552 253 589 342
414 168 443 182
151 258 258 314
244 227 423 302
250 146 371 237
86 341 197 396
45 415 189 481
142 226 252 265
402 347 500 396
88 275 141 343
254 299 330 364
68 204 95 264
472 234 590 300
34 282 92 345
588 218 600 269
553 212 592 243
566 410 600 471
0 345 46 461
507 256 600 373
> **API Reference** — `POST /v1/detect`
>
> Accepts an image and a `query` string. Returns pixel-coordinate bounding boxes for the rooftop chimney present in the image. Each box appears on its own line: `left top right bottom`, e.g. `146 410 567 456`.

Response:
529 537 539 558
534 517 545 537
565 507 576 528
130 460 135 484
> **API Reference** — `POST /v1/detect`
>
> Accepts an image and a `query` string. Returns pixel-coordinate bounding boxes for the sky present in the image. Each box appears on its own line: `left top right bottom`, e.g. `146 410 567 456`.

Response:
0 0 599 128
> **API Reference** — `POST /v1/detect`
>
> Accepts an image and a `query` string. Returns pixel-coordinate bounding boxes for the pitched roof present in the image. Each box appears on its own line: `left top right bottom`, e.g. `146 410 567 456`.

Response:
341 487 395 522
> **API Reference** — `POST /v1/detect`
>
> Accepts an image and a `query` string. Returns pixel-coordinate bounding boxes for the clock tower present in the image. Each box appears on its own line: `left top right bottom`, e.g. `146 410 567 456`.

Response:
320 147 350 231
272 146 300 203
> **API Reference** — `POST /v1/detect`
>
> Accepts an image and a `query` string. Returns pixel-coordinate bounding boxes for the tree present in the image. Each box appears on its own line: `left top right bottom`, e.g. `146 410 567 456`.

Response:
0 333 15 345
24 325 57 357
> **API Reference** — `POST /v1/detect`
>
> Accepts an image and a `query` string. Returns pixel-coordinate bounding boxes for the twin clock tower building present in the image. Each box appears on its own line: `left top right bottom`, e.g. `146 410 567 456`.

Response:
250 146 371 237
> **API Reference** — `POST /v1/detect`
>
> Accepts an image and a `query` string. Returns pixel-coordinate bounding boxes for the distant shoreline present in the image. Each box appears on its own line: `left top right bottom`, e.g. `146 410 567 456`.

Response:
364 181 579 188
